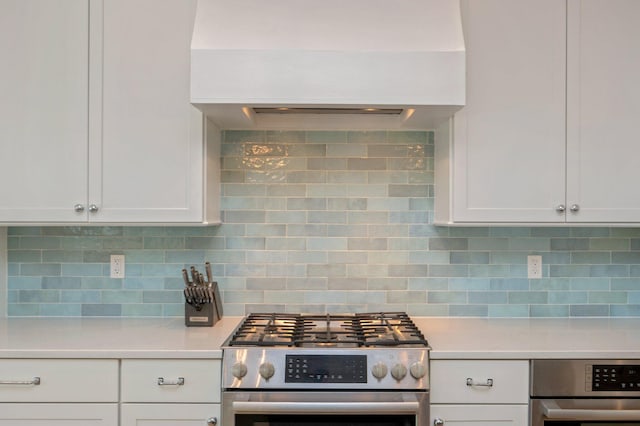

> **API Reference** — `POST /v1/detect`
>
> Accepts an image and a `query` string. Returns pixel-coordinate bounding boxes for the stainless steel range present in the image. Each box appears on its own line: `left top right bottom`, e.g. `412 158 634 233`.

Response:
222 312 430 426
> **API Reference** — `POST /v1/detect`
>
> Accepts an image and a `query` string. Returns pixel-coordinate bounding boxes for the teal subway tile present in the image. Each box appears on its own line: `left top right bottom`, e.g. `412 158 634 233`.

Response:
224 184 268 197
347 131 387 143
288 198 327 210
61 263 103 277
102 290 143 304
142 264 187 277
468 238 509 251
287 278 328 291
570 278 611 291
226 264 268 277
570 304 609 316
411 251 450 265
611 228 640 237
388 184 428 197
449 278 490 291
185 237 225 250
632 265 640 276
489 305 530 317
508 238 551 251
327 143 366 157
428 265 468 277
266 211 307 224
468 291 507 304
165 227 216 237
510 264 531 278
390 211 429 224
329 198 368 211
550 265 592 277
450 305 488 317
307 264 346 277
247 250 287 264
60 237 102 250
223 130 265 143
450 252 490 265
266 130 306 143
7 237 18 249
39 304 82 316
591 238 630 250
408 277 447 291
548 291 588 304
369 278 408 290
590 265 629 277
450 228 490 238
246 224 287 237
121 250 164 263
19 236 61 249
289 224 328 237
60 290 101 303
43 250 83 262
247 278 287 290
125 227 168 237
530 305 570 317
611 305 640 317
143 290 182 303
102 236 144 249
43 226 124 237
82 277 123 290
265 237 306 250
8 304 40 316
369 171 409 185
347 291 385 305
389 265 429 277
409 197 432 211
508 291 547 304
124 277 165 290
164 277 187 290
8 250 42 263
611 278 640 291
370 224 409 238
306 184 346 197
612 251 640 264
408 304 449 316
551 238 590 251
8 277 42 290
588 291 627 304
490 278 529 291
308 211 347 224
7 263 19 276
226 237 265 250
82 251 112 263
8 227 42 236
387 131 428 144
308 158 347 170
348 211 388 225
530 278 571 291
81 304 122 316
531 228 570 237
429 238 468 251
410 225 449 238
42 277 82 289
19 290 59 303
570 228 610 237
633 239 640 250
542 252 572 264
224 291 263 304
164 250 206 264
490 251 527 264
490 227 532 237
7 291 17 303
468 265 511 277
287 171 327 184
21 264 61 276
428 291 467 304
387 290 426 304
307 131 347 143
571 252 611 264
122 304 163 317
388 157 429 172
328 171 368 184
162 304 184 317
143 237 185 250
264 290 305 304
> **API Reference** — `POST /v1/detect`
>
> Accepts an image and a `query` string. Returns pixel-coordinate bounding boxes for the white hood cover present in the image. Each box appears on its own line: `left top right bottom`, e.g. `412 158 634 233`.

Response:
191 0 465 129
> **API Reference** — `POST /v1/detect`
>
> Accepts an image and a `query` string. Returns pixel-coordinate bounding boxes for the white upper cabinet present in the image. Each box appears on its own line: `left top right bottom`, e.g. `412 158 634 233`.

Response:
565 0 640 223
0 0 220 224
436 0 640 225
0 0 89 222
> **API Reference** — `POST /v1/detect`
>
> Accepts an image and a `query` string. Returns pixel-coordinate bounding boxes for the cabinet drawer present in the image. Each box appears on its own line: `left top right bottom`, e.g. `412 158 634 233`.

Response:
430 360 529 404
0 359 118 402
121 359 221 403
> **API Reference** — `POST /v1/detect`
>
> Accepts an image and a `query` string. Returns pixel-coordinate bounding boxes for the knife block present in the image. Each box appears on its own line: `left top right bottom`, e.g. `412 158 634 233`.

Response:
185 302 215 327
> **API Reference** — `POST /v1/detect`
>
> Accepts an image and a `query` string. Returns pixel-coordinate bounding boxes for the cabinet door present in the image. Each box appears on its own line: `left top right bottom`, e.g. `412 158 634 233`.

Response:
430 404 528 426
0 0 89 223
566 0 640 222
94 0 203 222
450 0 566 222
0 403 117 425
121 404 220 426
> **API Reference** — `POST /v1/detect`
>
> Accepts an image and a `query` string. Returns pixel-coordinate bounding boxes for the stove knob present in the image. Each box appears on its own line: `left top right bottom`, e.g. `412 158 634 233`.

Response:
371 362 388 380
391 364 407 381
259 362 275 380
410 362 427 379
231 362 248 379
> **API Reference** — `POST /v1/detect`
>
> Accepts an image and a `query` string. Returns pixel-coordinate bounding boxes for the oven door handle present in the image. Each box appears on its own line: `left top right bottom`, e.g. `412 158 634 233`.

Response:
232 400 420 415
541 399 640 421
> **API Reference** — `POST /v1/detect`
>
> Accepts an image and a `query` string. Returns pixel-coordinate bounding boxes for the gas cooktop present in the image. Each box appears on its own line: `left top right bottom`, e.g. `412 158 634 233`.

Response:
226 312 429 348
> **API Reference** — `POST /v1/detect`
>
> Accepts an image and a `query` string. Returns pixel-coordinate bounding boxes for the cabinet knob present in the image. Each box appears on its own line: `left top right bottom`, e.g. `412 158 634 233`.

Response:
434 419 444 426
555 204 566 213
88 204 99 213
570 204 580 212
74 204 85 213
207 417 218 426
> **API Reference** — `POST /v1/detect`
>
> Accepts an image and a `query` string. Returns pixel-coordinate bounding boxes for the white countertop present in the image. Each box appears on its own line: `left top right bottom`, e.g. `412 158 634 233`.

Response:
0 316 638 359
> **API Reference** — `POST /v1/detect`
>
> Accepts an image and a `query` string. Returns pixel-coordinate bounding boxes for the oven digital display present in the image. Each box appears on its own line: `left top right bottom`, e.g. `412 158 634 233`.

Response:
285 355 367 383
592 364 640 391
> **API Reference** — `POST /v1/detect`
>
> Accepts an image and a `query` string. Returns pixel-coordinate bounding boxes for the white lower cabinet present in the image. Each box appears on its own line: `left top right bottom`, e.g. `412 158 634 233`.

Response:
0 359 119 426
120 359 222 426
430 360 529 426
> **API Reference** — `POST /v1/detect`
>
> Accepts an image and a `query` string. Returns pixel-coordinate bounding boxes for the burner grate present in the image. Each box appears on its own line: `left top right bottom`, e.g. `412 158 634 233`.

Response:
228 312 429 348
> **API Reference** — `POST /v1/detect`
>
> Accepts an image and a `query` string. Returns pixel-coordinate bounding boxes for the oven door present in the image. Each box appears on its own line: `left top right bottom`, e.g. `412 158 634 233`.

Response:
531 399 640 426
223 391 428 426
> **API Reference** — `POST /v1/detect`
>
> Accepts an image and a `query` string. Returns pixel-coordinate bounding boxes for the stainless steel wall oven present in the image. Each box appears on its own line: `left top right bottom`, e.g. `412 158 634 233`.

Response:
531 359 640 425
221 313 430 426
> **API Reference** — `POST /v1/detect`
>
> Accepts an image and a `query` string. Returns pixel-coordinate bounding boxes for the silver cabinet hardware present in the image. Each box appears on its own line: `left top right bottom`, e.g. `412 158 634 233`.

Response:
206 417 218 426
570 204 580 212
88 204 99 213
434 419 444 426
74 204 85 212
157 377 185 386
0 377 41 385
555 204 566 213
466 377 493 387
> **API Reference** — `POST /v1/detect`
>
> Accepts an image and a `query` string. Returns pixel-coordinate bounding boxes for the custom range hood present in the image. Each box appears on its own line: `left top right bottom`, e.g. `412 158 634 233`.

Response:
191 0 465 130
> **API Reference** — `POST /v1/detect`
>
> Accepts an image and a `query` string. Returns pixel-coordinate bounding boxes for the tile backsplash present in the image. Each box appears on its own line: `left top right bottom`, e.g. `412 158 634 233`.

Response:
6 130 640 317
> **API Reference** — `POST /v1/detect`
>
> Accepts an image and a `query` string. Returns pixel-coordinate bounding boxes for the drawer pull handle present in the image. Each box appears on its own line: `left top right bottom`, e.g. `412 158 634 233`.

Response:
0 377 41 386
466 377 493 387
207 417 218 426
157 377 185 386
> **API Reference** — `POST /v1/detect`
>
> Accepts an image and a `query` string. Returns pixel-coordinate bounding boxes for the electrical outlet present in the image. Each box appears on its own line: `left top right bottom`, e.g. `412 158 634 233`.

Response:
110 254 125 278
527 255 542 279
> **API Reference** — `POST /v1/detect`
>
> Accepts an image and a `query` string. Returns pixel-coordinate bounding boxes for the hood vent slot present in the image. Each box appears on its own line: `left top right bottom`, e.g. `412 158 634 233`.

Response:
253 107 405 116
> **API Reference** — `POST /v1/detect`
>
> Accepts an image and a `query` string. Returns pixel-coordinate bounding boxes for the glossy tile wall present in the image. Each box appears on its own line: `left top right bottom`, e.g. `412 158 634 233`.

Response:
6 130 640 317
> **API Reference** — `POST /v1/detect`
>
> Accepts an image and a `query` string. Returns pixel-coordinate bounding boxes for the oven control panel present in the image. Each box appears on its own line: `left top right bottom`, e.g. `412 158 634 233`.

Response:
285 355 367 383
591 364 640 391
